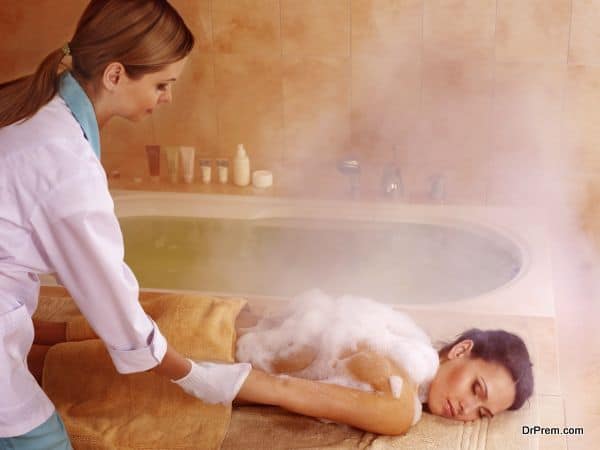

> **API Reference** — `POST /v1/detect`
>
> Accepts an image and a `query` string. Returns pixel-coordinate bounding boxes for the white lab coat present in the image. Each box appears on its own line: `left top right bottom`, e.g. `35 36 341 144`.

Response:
0 96 167 437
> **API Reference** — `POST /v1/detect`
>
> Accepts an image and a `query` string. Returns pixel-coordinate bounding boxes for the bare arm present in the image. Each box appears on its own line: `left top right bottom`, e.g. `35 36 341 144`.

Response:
151 344 192 380
236 369 415 436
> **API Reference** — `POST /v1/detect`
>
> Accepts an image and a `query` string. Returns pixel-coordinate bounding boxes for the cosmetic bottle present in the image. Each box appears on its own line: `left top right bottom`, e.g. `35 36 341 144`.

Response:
233 144 250 187
217 159 229 184
165 146 179 184
199 159 212 184
145 145 161 182
179 146 195 183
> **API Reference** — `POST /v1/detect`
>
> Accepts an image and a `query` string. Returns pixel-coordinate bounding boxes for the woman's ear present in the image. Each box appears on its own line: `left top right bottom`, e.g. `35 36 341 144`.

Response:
102 62 125 91
447 339 474 360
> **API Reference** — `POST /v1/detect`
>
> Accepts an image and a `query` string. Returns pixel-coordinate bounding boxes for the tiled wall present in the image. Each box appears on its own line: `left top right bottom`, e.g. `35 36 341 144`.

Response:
2 0 600 210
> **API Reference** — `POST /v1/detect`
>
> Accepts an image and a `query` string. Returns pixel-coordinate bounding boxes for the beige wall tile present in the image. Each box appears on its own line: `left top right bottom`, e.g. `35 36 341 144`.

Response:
212 0 280 56
214 54 283 162
351 56 422 162
0 0 85 53
351 0 422 59
0 50 18 82
0 0 87 80
491 63 565 172
496 0 571 63
170 0 212 53
403 161 490 204
487 161 566 207
153 54 218 157
423 0 496 61
101 118 155 179
419 60 493 166
277 161 350 198
282 56 351 163
564 66 600 172
282 0 350 57
570 0 600 65
579 173 600 250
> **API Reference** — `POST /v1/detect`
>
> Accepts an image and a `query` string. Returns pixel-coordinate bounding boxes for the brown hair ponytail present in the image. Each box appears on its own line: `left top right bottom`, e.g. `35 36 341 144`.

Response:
0 0 194 129
0 48 66 127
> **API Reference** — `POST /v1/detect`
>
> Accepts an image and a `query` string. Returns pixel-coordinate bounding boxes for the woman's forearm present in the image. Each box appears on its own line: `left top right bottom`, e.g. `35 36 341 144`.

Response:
151 344 192 380
236 369 414 435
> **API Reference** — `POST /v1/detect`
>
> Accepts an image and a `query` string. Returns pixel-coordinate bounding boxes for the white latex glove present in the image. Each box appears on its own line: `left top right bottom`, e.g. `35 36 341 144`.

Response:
172 359 252 404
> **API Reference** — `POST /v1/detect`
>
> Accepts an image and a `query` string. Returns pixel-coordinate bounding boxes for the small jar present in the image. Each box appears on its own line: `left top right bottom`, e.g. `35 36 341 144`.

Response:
216 159 229 184
199 159 212 184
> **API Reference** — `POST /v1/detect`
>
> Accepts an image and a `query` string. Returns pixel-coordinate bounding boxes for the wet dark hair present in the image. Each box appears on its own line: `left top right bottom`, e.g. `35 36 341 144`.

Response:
439 329 534 410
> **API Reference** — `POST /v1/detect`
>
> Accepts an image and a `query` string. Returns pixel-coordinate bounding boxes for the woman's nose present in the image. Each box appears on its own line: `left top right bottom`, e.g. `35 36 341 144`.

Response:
459 397 480 418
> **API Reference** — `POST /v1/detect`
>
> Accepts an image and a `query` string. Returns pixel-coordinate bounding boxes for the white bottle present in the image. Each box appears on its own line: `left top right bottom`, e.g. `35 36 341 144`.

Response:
233 144 250 186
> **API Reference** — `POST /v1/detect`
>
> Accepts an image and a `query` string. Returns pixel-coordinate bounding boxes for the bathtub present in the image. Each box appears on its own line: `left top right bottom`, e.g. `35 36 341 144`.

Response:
109 190 554 317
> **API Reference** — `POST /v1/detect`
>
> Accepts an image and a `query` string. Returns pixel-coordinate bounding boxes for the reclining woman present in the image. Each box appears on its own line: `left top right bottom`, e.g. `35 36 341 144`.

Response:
32 290 534 437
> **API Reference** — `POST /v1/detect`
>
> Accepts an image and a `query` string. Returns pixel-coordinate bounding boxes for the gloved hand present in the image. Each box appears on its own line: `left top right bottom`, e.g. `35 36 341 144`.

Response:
172 359 252 404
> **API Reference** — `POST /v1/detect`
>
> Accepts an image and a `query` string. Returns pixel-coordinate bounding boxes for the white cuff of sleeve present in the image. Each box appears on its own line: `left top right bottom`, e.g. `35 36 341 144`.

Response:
107 318 168 374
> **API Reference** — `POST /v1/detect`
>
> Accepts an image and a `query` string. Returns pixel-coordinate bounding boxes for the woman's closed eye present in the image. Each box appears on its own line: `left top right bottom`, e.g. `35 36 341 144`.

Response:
472 379 493 418
472 380 483 397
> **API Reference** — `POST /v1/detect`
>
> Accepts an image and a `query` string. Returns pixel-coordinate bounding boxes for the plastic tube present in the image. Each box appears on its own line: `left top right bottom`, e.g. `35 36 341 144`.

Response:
145 145 161 182
165 146 179 184
179 146 196 184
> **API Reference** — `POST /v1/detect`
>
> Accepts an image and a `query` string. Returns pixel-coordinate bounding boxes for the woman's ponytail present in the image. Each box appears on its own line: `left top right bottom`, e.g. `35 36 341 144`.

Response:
0 47 66 128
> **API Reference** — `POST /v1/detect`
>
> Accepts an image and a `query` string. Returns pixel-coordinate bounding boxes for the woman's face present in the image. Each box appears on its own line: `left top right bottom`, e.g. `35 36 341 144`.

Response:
427 339 516 421
111 57 188 121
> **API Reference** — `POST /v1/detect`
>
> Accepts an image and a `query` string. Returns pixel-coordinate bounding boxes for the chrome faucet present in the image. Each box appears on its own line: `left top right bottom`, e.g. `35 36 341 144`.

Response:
381 145 403 199
337 159 361 198
382 166 403 198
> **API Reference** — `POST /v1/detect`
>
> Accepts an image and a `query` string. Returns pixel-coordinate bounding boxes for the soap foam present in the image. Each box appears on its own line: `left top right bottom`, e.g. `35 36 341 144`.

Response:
236 289 439 393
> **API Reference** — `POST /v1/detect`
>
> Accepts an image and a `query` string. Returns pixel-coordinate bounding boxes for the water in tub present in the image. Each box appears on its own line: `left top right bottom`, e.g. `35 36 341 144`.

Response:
119 216 521 304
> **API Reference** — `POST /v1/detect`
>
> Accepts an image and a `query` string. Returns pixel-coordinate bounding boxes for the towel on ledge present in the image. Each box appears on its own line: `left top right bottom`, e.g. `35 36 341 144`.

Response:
40 289 246 450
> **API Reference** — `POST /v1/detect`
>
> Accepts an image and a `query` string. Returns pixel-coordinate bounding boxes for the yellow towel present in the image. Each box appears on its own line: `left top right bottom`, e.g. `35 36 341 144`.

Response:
41 290 246 450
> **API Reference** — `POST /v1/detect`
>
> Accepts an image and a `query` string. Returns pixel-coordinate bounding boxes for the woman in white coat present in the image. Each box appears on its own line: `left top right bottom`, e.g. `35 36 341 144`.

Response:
0 1 251 447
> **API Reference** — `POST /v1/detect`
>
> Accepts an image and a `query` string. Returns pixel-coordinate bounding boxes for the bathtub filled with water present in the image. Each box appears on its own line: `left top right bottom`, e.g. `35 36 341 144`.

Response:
111 191 553 316
120 215 522 304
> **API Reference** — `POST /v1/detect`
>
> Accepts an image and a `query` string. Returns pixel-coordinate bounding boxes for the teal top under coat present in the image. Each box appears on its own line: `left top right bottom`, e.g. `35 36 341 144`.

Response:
58 72 101 159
